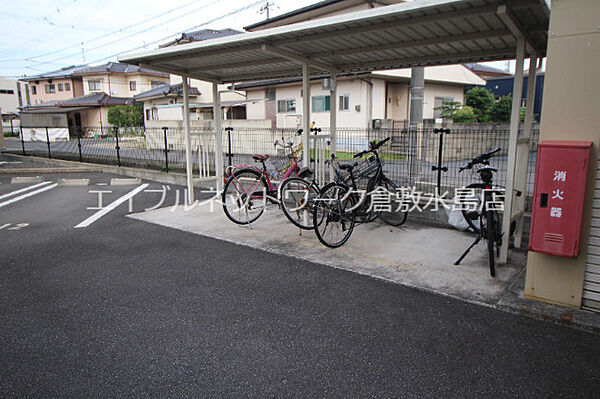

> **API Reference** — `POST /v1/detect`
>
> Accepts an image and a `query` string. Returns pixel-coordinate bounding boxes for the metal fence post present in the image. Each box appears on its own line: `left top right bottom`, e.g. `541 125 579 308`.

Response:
77 128 83 162
45 127 51 159
432 128 449 194
225 127 233 167
19 126 25 155
162 126 169 172
114 126 121 167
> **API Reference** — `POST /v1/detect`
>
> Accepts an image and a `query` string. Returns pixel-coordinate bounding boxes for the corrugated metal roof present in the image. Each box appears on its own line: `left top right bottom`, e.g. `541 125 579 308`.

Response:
119 0 549 84
159 29 242 48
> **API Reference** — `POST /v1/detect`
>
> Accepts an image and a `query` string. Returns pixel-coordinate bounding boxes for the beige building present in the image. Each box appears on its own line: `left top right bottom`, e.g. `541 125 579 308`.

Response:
20 65 85 105
76 62 169 97
20 63 168 132
0 77 30 132
240 65 484 128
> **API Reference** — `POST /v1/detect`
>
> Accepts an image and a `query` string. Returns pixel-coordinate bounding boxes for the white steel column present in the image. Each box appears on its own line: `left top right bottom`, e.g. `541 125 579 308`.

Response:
500 38 525 263
513 54 539 248
212 82 224 192
182 75 194 204
302 63 311 167
329 75 337 161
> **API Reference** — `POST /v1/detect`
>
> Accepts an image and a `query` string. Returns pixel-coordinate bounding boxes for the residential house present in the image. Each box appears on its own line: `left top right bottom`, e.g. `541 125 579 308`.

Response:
0 77 30 132
134 29 249 128
239 65 485 128
463 63 512 80
20 65 85 105
19 62 169 133
485 73 545 121
239 0 485 128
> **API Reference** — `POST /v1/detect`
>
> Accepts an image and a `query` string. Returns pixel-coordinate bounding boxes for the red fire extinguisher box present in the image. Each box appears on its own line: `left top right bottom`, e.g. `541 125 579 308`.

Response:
529 140 593 257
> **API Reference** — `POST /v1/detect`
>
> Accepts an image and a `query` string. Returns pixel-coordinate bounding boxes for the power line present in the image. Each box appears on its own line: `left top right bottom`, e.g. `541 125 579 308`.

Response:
0 0 116 56
25 0 225 67
29 0 262 69
86 0 265 66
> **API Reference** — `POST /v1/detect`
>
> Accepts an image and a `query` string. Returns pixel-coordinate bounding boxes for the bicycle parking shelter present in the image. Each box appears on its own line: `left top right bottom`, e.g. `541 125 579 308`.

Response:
119 0 550 264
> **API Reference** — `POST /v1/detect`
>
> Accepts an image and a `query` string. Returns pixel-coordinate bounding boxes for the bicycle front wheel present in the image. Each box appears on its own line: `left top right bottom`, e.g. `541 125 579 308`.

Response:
313 183 356 248
279 177 319 230
222 168 268 225
377 178 408 226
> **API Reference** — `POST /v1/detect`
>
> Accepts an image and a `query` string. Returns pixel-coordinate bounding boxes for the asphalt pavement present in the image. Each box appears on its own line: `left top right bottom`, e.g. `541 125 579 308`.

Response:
0 170 598 398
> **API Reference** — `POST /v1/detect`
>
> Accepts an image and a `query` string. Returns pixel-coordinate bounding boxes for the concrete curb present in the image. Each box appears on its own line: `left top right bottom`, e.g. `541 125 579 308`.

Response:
0 167 100 174
1 152 215 189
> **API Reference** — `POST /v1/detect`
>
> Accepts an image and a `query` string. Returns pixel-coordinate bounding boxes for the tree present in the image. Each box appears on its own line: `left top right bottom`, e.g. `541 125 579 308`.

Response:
452 106 477 123
107 103 144 127
490 95 512 122
465 87 495 122
433 100 462 119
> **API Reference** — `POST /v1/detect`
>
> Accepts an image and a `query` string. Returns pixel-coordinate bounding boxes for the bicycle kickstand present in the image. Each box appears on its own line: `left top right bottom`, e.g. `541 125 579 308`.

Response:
454 235 482 265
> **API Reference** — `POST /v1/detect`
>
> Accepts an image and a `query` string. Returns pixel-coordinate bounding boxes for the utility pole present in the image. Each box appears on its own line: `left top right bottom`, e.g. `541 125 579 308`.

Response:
259 1 277 20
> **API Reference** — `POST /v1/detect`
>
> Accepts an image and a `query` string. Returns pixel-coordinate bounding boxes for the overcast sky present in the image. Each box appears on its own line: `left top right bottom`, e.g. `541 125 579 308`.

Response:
0 0 320 78
0 0 521 79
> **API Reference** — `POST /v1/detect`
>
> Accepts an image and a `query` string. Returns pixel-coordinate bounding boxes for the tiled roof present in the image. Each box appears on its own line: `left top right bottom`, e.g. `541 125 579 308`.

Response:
463 63 510 75
74 62 167 76
20 65 86 81
133 82 200 100
19 62 166 81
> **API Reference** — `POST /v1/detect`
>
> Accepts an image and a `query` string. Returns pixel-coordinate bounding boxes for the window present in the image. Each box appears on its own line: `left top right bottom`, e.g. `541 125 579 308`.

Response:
88 80 102 91
32 85 37 95
64 82 71 91
339 94 349 111
277 98 296 113
312 95 330 112
151 80 164 89
45 84 56 93
129 81 137 91
145 109 150 121
0 89 14 94
58 83 63 91
266 88 275 101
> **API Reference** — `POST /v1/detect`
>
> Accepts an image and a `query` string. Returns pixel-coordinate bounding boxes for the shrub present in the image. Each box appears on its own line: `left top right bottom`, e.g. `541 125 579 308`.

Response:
452 106 477 123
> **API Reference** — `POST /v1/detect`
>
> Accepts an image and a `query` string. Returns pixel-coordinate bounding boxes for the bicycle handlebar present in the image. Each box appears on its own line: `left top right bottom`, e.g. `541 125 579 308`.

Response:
353 137 391 158
459 147 501 172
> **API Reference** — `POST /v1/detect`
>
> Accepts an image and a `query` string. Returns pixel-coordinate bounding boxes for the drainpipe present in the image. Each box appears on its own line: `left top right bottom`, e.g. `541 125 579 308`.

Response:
355 74 372 128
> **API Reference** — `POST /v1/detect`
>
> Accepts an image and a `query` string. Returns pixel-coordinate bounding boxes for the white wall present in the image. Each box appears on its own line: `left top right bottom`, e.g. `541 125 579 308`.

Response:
422 83 465 119
0 78 21 113
169 75 245 103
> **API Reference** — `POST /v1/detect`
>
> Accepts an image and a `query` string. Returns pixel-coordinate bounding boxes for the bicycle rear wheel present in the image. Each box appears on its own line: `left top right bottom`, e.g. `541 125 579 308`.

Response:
313 183 356 248
222 168 268 225
279 177 319 230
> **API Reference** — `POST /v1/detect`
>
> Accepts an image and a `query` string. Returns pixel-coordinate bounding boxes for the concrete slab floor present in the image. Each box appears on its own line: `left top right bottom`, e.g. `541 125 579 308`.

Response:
129 204 526 306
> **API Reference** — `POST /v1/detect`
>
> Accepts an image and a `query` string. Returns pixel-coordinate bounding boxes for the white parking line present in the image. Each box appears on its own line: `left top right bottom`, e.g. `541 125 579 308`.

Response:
0 181 54 201
74 184 149 229
0 183 58 209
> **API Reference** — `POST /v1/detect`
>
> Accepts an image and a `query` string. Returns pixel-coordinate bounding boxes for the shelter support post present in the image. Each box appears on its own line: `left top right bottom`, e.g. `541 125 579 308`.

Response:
500 38 525 263
302 63 310 168
182 75 194 205
212 82 224 192
329 74 337 175
513 54 539 249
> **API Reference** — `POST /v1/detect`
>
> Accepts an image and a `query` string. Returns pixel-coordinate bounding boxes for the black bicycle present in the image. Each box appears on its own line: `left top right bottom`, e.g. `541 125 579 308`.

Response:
454 148 505 276
312 137 408 248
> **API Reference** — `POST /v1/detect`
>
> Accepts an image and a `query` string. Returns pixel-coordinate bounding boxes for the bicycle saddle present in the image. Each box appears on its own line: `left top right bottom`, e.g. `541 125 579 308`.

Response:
252 154 269 161
298 167 313 178
339 162 358 171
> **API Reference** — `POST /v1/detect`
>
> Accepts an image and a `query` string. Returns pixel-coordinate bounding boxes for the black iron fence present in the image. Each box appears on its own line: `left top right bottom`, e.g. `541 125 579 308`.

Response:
12 124 539 208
